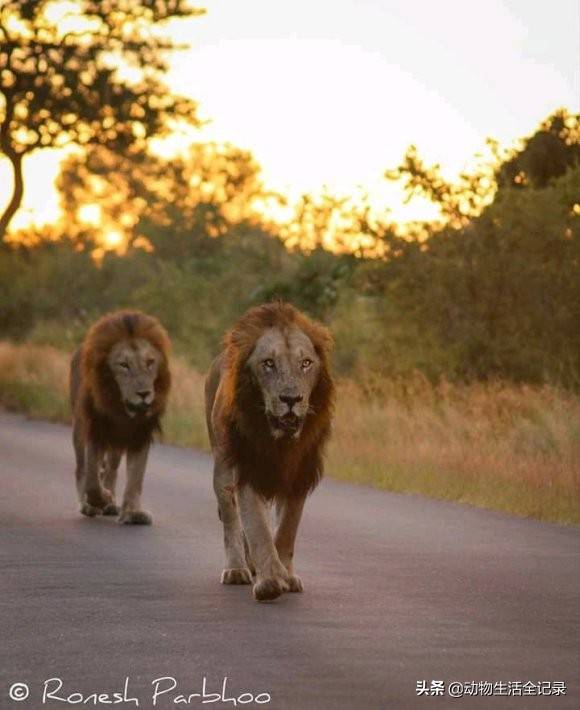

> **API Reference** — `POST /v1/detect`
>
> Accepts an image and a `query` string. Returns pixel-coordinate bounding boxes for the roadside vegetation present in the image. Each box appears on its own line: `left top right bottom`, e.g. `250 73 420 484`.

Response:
1 341 578 525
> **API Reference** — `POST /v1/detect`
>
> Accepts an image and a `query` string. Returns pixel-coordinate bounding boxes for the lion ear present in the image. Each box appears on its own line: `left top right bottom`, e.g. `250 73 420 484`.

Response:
314 325 333 356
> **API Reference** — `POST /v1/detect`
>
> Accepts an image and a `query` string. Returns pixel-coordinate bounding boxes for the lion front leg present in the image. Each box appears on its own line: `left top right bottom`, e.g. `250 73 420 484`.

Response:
214 460 252 585
101 448 122 516
275 495 306 593
119 444 152 525
80 441 113 517
237 483 290 601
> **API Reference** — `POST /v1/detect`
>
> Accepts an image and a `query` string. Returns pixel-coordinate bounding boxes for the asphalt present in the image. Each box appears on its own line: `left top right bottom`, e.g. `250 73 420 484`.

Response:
0 411 579 710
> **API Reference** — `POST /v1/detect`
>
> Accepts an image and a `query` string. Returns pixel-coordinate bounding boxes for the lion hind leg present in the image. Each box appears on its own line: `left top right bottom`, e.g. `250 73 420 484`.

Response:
72 418 86 502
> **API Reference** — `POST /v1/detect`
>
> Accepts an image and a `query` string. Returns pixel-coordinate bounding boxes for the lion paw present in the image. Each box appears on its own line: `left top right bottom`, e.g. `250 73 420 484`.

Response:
221 568 252 585
80 502 101 517
85 487 113 510
286 575 304 593
119 509 153 525
102 503 120 516
253 576 289 602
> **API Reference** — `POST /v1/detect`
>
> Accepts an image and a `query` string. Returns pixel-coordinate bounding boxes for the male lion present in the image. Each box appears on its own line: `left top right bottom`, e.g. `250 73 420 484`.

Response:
205 301 335 601
70 310 171 524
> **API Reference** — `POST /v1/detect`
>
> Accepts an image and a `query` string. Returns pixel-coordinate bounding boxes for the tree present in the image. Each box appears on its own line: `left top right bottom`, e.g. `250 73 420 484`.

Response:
369 109 580 383
281 189 393 257
56 140 272 258
370 164 580 384
0 0 203 239
385 143 498 229
497 109 579 190
383 111 579 230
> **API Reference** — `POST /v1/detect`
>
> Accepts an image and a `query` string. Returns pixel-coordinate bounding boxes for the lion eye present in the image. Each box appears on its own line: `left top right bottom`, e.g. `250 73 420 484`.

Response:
301 358 313 370
263 359 275 371
119 361 130 370
146 358 155 368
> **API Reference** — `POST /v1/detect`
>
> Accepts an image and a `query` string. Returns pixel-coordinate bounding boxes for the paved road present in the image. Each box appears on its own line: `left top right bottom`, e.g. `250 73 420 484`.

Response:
0 412 579 710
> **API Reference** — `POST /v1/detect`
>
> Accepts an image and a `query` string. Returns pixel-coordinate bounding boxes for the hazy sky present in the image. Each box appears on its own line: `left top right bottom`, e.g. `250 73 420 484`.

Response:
1 0 578 228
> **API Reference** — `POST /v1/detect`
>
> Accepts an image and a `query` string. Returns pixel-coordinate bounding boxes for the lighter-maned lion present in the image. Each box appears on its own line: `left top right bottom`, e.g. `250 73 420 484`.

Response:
205 301 335 601
70 310 171 524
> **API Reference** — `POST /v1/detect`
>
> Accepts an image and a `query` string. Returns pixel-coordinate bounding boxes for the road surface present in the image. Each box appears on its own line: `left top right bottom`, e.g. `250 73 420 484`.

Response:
1 412 579 709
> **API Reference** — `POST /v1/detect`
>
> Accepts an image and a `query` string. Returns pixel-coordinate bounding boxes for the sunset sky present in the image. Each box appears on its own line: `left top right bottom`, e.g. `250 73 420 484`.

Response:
1 0 578 230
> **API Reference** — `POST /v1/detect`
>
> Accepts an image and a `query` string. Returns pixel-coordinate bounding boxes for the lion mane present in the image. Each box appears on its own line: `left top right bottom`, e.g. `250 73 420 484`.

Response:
71 310 171 452
219 301 335 499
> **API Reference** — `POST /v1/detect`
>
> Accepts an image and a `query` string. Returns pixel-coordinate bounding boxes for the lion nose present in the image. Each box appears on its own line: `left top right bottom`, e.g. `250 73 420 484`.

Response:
279 394 303 410
137 390 151 401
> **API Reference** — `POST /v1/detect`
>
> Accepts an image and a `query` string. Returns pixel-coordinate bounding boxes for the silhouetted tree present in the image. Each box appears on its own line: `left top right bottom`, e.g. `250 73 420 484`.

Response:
0 0 203 238
497 109 579 190
56 141 271 258
282 190 388 256
372 164 580 383
385 144 497 228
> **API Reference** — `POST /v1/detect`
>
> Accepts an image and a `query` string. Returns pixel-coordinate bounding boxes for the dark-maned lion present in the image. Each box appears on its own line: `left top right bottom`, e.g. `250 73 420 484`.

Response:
205 301 335 601
70 310 171 524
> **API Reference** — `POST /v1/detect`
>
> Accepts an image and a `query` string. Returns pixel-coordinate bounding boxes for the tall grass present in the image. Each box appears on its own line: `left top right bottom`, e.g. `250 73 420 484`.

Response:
329 376 580 524
0 341 70 421
1 341 578 524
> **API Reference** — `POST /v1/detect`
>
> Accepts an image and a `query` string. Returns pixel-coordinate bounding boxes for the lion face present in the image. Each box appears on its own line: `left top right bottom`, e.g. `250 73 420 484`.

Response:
107 338 162 418
247 326 321 439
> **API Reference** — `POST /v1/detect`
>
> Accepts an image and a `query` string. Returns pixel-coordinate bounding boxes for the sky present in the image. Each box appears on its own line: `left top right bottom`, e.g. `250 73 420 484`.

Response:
1 0 578 230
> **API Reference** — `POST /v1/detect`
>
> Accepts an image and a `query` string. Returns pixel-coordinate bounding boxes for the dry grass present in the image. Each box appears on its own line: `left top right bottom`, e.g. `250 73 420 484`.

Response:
163 358 208 450
1 341 579 524
329 376 580 524
0 341 70 422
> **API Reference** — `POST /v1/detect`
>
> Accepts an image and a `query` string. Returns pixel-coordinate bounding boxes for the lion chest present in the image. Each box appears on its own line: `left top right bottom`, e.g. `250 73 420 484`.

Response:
231 432 322 499
84 397 157 452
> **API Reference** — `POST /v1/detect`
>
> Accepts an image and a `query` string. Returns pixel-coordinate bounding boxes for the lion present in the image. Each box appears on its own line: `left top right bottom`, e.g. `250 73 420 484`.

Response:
70 310 171 524
205 301 335 601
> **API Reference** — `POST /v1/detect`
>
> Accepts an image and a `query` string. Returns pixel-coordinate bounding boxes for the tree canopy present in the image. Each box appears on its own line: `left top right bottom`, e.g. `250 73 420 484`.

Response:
0 0 203 238
497 109 579 190
56 141 270 258
385 109 579 229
